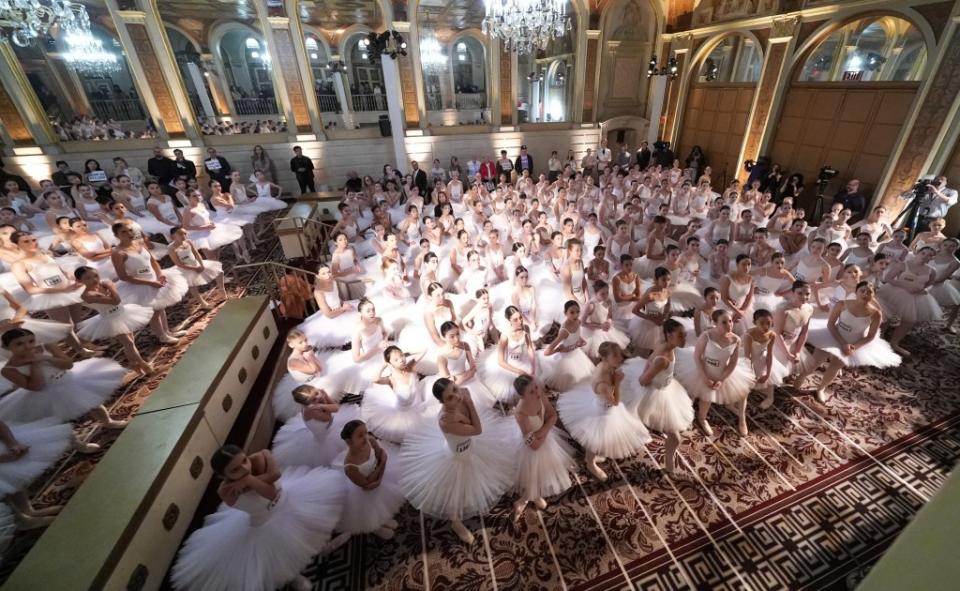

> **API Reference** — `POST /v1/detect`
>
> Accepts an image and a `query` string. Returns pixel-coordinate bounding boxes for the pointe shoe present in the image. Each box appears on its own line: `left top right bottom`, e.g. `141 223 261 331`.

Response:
697 418 714 436
291 575 313 591
171 330 188 337
814 388 829 404
513 501 527 522
16 514 55 531
159 335 180 345
594 455 606 463
135 363 155 377
324 532 350 553
375 526 395 539
79 348 104 358
102 419 128 430
451 521 475 544
29 505 62 517
760 391 775 410
534 497 547 510
737 420 749 437
76 441 101 454
587 459 608 482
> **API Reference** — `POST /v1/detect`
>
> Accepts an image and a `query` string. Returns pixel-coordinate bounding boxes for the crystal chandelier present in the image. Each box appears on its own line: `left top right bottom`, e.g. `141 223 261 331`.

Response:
0 0 91 47
482 0 571 55
63 32 121 75
420 35 447 70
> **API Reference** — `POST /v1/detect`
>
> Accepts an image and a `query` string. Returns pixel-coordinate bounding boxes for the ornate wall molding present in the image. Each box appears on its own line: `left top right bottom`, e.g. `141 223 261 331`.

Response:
272 28 312 132
770 14 802 42
126 23 185 136
738 41 788 180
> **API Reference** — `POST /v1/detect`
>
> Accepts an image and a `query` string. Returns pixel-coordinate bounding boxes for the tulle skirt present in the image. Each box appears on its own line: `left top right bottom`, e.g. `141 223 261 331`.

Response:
0 359 126 422
116 270 188 310
76 304 154 340
360 382 439 444
582 324 631 358
670 283 703 312
269 363 343 423
240 197 287 215
298 304 361 348
478 350 534 404
877 285 943 324
398 410 518 520
515 428 575 502
628 316 666 351
333 443 406 534
930 280 960 307
178 260 223 287
0 419 72 496
556 381 651 458
171 466 344 591
674 348 756 404
325 348 387 395
189 222 244 251
751 348 791 387
24 288 83 312
538 348 595 392
633 256 666 280
271 405 362 469
805 327 902 368
396 322 442 375
621 360 695 433
13 317 72 344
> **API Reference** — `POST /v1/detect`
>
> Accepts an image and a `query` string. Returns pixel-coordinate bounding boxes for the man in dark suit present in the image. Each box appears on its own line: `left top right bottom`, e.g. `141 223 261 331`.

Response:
147 146 175 185
636 141 651 169
290 146 315 193
0 158 34 200
833 179 867 220
172 149 197 180
203 147 232 188
514 144 534 177
410 160 428 198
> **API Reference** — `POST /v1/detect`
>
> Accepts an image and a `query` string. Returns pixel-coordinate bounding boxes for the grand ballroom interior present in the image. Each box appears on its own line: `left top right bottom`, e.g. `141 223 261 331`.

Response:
0 0 958 590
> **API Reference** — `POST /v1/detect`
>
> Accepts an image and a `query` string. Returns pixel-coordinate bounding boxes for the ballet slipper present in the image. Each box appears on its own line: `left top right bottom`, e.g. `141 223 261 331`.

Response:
534 497 547 510
586 459 608 482
159 335 180 345
290 575 313 591
594 455 606 463
324 532 351 553
759 390 775 409
697 417 713 436
101 419 128 430
28 505 62 517
16 514 55 531
814 388 829 403
171 330 189 337
134 363 155 377
513 500 527 522
75 441 101 454
375 526 395 539
79 348 105 358
450 520 475 544
737 418 749 437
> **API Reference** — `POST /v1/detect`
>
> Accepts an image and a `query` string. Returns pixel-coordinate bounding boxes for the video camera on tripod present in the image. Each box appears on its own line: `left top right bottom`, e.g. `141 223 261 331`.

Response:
892 177 936 236
811 165 839 220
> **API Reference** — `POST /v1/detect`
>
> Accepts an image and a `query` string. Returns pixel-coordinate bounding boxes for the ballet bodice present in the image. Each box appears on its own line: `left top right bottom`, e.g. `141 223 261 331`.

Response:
827 285 855 307
487 247 504 267
320 286 341 310
445 349 473 377
87 301 126 317
711 223 732 242
933 259 956 277
516 290 535 316
393 374 421 407
616 275 637 296
404 221 420 240
702 336 738 380
523 401 545 431
173 244 199 266
469 308 490 333
644 298 667 315
728 278 753 305
128 192 146 211
609 239 629 261
781 305 813 342
898 266 930 288
344 446 378 477
824 226 847 243
844 250 873 268
358 327 384 354
647 238 664 258
794 259 823 282
551 254 565 269
232 488 283 527
570 265 584 294
462 268 487 294
9 360 66 385
80 200 101 215
442 429 473 454
333 250 356 271
154 199 178 223
648 356 675 389
588 301 610 324
749 338 771 364
431 304 453 333
78 235 107 254
254 182 273 199
697 309 715 333
836 309 871 344
304 414 333 439
189 206 213 226
27 260 69 290
557 326 581 348
583 229 601 253
754 274 782 296
506 333 529 363
123 248 157 282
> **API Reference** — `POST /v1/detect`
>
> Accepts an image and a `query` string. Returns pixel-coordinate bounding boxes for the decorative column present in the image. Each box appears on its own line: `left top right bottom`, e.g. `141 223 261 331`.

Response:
381 54 410 167
876 12 960 212
500 46 513 126
488 37 501 126
284 13 325 135
332 69 357 129
185 62 216 119
647 75 668 144
255 12 314 135
736 15 800 182
662 34 691 146
530 77 541 123
0 42 56 146
200 54 231 116
582 30 601 122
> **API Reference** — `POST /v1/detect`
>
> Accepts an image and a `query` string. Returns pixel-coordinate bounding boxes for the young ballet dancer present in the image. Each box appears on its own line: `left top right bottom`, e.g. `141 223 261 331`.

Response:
361 346 434 443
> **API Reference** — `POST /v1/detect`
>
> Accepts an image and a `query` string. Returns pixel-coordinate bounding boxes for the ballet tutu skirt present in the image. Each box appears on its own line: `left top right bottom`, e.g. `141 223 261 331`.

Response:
398 408 518 520
116 270 188 310
0 419 73 496
514 425 575 502
0 359 126 423
76 303 154 341
178 260 224 287
628 316 666 351
877 285 942 324
188 222 244 251
633 256 666 280
750 346 791 387
361 381 440 444
621 360 694 434
171 466 344 591
270 363 344 423
0 503 13 554
325 348 387 395
537 349 596 392
930 280 960 307
396 323 443 376
3 317 71 346
271 404 362 468
582 324 630 358
213 208 257 227
24 288 84 312
364 292 416 336
805 328 901 368
556 380 651 458
478 349 534 404
298 305 361 349
674 348 756 404
241 196 287 215
332 442 406 534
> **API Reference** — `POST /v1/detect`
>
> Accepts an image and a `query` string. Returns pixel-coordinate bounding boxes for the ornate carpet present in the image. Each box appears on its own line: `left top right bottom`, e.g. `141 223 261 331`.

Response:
306 322 960 591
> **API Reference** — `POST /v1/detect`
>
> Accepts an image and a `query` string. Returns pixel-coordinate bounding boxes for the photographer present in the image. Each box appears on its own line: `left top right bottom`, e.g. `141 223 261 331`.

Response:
832 179 866 220
899 175 957 231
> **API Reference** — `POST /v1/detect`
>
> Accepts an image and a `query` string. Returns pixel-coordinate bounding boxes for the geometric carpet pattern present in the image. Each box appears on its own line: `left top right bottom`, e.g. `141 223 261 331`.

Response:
309 323 960 591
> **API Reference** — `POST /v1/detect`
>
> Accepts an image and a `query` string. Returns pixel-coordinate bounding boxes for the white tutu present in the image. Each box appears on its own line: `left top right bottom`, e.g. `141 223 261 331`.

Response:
325 348 386 395
240 197 287 215
674 348 756 404
269 361 344 423
271 404 362 468
396 322 442 375
930 281 960 307
76 303 154 340
557 380 651 458
514 425 575 502
877 285 942 324
478 349 534 404
621 359 694 433
11 317 71 345
171 466 344 591
398 409 518 520
0 419 72 496
178 260 224 287
805 327 902 368
333 442 406 534
360 381 439 444
25 289 83 312
189 222 244 251
0 359 125 423
582 324 630 358
116 269 188 310
628 316 666 351
749 343 791 387
298 305 361 348
537 349 595 392
670 283 703 312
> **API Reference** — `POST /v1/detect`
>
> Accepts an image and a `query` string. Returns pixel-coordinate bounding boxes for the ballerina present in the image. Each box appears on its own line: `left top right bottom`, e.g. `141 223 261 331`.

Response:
171 445 343 591
621 319 694 473
743 309 789 409
298 264 358 349
397 281 456 374
675 309 756 436
930 237 960 332
330 231 363 283
798 281 901 402
332 420 404 541
480 306 538 405
539 300 595 392
460 288 496 355
772 280 814 381
270 330 341 421
630 266 673 357
720 254 755 335
167 227 227 308
878 246 943 356
435 321 496 406
67 218 117 280
271 384 361 468
111 223 187 344
511 375 575 520
557 342 651 481
398 377 516 544
0 328 127 428
877 228 910 262
361 346 434 443
752 252 795 312
841 232 875 268
144 181 182 235
73 267 154 376
182 190 248 262
581 280 630 359
0 285 72 357
611 254 643 329
327 298 388 395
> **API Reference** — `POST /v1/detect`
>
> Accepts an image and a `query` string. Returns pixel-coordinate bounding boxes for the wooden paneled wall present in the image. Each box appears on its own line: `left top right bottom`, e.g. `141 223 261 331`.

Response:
943 139 960 235
677 83 756 186
768 83 919 211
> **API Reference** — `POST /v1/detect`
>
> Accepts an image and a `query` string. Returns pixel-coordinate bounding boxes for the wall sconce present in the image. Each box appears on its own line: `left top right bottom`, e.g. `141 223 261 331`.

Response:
647 54 679 79
327 60 346 72
364 30 408 63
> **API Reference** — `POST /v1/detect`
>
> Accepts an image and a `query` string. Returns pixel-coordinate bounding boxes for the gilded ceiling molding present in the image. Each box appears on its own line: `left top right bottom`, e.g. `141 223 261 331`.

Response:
769 14 801 43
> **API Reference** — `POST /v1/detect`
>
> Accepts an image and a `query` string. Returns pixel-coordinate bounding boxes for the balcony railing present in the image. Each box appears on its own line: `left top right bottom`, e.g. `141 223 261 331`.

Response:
89 99 145 121
316 93 341 113
234 97 279 115
426 93 443 111
351 93 387 112
455 93 486 110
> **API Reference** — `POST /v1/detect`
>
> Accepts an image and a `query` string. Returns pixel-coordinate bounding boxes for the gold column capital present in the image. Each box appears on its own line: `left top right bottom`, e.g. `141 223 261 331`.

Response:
770 14 801 43
116 10 147 24
393 21 411 33
267 16 291 28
